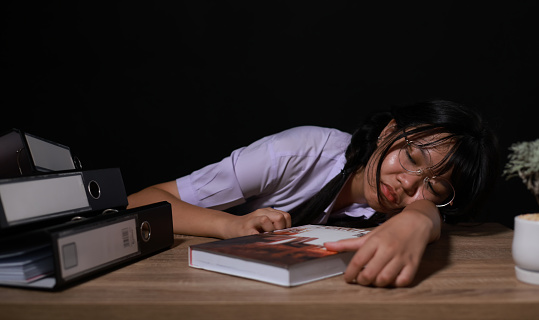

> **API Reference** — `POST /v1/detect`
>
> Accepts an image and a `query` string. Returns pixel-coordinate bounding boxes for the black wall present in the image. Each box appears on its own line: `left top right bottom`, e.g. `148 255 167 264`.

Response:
2 1 538 228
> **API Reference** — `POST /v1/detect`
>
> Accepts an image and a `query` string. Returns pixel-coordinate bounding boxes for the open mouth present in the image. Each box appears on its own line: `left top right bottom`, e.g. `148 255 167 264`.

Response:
381 183 398 205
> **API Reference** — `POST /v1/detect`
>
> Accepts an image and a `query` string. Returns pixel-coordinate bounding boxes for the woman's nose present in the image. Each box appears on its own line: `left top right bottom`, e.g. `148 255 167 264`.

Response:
397 172 424 198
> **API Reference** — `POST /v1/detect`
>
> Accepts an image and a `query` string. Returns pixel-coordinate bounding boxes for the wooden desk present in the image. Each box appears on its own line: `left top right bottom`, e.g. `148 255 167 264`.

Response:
1 223 539 320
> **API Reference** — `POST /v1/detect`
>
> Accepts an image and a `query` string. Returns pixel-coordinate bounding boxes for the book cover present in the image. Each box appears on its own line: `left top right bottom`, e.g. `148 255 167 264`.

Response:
189 225 369 287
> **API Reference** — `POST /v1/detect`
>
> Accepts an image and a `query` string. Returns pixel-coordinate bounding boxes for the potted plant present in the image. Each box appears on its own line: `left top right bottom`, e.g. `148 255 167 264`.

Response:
503 138 539 206
505 138 539 285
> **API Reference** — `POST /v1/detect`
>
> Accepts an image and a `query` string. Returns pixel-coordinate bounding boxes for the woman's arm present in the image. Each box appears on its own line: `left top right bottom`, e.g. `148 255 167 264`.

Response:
128 181 292 239
324 199 441 287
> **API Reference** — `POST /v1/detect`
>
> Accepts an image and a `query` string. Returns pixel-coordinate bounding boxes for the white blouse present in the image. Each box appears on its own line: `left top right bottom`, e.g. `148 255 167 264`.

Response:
176 126 375 224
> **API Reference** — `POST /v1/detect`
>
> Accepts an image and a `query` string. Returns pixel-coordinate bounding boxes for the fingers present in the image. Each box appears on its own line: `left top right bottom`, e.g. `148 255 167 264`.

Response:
356 257 404 287
324 236 378 284
243 207 292 235
250 215 277 233
394 264 415 287
345 250 396 287
326 235 418 287
343 242 376 284
271 208 292 229
255 207 292 230
324 235 368 252
345 249 419 287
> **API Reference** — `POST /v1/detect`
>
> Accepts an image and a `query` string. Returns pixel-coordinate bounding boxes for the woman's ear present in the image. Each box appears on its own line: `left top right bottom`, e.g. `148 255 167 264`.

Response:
378 119 398 144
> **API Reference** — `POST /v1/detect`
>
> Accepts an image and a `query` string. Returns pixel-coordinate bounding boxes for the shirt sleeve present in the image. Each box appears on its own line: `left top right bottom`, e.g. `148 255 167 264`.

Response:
176 134 278 210
176 126 347 212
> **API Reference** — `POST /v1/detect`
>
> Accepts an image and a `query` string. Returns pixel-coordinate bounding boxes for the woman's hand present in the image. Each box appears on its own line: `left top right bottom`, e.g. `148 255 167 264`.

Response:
324 200 441 287
221 207 292 239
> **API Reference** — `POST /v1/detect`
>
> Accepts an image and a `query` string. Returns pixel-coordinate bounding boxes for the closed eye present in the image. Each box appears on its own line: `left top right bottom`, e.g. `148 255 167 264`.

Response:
406 148 418 166
425 180 442 197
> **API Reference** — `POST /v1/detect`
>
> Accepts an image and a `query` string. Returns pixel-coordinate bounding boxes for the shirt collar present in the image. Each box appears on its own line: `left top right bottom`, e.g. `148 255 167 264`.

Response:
317 154 375 223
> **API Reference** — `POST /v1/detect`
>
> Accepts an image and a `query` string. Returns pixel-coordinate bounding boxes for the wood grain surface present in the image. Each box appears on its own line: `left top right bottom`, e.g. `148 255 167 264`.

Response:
1 223 538 320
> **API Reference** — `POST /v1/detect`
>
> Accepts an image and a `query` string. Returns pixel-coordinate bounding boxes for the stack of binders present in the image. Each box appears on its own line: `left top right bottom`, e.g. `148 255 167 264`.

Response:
0 129 174 290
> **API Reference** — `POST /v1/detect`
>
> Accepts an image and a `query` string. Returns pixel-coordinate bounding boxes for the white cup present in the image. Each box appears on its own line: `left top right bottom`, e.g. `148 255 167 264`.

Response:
513 214 539 285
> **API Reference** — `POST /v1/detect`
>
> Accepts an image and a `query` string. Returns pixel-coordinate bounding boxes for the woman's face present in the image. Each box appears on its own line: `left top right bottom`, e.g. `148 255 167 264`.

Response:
362 127 455 215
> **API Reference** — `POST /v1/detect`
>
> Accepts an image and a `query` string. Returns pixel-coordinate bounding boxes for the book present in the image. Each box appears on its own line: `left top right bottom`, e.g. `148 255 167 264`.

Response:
0 201 174 290
189 225 369 287
0 168 127 232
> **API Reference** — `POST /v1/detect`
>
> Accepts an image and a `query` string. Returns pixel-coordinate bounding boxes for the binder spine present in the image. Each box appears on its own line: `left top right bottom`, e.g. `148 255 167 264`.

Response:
55 216 139 281
51 202 173 289
135 202 174 255
0 168 128 230
81 168 128 212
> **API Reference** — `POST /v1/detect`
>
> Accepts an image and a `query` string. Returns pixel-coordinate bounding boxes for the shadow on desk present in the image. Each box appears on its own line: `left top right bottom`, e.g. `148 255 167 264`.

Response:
173 238 187 248
443 222 510 237
412 230 451 287
412 222 511 287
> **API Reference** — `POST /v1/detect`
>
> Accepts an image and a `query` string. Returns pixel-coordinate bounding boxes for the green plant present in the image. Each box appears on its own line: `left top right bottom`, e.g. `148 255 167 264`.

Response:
503 139 539 205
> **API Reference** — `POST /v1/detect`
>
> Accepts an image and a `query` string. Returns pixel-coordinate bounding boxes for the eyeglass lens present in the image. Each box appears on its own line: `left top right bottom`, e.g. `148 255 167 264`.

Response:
399 141 455 206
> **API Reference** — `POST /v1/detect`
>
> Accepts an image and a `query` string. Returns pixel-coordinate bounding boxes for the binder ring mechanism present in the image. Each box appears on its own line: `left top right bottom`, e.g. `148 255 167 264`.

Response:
87 180 101 199
71 208 119 221
16 148 24 175
140 221 151 242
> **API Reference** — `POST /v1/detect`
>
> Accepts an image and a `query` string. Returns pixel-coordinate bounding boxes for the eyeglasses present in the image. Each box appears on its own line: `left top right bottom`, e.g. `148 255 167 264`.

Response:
398 138 455 207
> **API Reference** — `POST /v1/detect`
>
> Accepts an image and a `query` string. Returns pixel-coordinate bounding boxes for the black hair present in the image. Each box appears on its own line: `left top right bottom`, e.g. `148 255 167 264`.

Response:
290 100 500 226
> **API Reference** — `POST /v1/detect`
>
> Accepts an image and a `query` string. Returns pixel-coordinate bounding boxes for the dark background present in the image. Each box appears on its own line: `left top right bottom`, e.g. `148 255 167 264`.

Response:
2 1 538 228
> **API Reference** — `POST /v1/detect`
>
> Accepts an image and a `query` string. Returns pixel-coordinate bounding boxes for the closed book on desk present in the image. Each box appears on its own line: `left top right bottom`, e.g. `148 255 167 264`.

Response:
0 129 78 178
0 168 127 232
0 201 174 290
189 225 369 287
